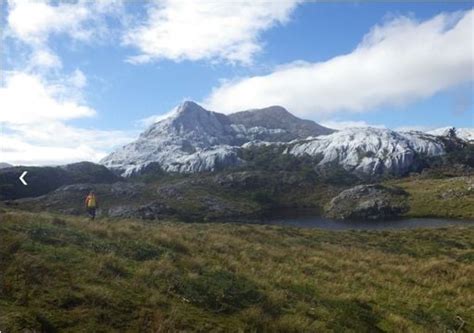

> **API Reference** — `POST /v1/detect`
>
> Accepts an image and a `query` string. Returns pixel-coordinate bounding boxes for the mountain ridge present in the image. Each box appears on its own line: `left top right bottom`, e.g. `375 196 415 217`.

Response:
427 127 474 142
100 101 467 177
100 101 334 176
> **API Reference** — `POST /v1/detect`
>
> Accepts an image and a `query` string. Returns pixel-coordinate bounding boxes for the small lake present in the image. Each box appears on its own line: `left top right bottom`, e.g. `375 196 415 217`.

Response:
260 210 474 230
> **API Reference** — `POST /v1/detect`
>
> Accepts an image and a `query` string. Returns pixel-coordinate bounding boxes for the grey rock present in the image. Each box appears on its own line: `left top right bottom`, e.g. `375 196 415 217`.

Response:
325 184 409 220
156 184 185 200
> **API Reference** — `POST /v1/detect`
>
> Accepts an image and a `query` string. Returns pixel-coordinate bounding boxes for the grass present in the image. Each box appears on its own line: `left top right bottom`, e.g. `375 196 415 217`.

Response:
388 176 474 220
0 210 473 332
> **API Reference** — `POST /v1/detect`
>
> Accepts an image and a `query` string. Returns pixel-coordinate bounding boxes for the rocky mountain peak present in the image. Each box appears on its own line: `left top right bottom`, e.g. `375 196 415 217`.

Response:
175 100 208 115
170 101 233 136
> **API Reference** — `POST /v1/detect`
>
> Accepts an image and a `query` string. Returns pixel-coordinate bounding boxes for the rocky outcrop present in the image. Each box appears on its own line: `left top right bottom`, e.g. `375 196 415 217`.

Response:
14 178 262 222
325 184 409 220
106 193 260 221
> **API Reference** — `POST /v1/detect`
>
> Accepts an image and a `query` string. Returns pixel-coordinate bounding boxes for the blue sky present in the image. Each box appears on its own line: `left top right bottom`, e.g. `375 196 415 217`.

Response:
1 1 473 165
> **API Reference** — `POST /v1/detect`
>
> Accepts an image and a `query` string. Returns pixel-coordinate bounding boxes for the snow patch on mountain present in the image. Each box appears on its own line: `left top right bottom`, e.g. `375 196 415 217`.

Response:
288 128 445 175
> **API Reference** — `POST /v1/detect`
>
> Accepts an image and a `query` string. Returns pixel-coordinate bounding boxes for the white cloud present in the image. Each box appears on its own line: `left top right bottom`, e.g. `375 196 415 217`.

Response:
28 48 62 69
6 0 121 70
7 0 118 44
2 137 110 166
123 0 301 64
0 72 95 124
205 10 474 117
68 69 87 89
0 71 135 166
138 112 174 128
2 1 134 166
321 120 386 130
395 125 433 132
2 123 136 166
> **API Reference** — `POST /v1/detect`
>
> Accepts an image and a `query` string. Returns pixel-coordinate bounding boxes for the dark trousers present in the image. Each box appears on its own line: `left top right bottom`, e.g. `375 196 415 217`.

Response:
87 207 96 220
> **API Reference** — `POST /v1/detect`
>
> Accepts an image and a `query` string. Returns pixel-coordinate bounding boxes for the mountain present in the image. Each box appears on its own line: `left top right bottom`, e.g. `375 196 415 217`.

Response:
101 101 456 177
100 101 333 176
427 127 474 142
229 105 334 141
288 128 445 175
100 102 241 176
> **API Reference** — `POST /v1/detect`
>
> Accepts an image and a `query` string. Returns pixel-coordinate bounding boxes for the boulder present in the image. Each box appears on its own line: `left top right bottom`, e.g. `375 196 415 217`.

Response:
325 184 409 220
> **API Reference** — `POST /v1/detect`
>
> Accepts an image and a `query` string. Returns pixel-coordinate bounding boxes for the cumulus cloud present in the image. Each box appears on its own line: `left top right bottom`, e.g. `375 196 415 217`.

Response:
123 0 301 64
7 0 118 44
2 137 111 166
205 10 474 117
6 0 121 69
2 124 136 166
0 71 135 166
2 1 134 166
0 72 95 125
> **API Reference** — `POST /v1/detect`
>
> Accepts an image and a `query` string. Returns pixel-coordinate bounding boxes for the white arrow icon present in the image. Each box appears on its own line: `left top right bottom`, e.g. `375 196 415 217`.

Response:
19 171 28 186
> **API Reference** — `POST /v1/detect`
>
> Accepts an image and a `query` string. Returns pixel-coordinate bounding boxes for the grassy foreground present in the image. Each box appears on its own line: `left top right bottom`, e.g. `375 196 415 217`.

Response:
0 210 473 332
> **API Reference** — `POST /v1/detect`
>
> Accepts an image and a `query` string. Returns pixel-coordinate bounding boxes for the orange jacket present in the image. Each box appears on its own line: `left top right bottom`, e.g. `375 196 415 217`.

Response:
85 194 98 208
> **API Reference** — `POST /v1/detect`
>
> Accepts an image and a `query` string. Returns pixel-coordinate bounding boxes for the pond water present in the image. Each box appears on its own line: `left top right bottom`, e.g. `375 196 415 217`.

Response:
259 210 473 230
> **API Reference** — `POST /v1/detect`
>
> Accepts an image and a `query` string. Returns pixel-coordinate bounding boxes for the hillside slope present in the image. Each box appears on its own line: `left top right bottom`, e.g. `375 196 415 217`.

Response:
388 176 474 219
0 210 472 332
0 162 119 200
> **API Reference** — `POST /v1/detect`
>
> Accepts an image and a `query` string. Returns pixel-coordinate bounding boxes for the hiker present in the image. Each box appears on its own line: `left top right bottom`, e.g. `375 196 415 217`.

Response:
84 191 98 220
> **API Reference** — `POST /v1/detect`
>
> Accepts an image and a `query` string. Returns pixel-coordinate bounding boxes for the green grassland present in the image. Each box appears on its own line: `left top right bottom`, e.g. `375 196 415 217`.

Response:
388 176 474 220
1 210 473 332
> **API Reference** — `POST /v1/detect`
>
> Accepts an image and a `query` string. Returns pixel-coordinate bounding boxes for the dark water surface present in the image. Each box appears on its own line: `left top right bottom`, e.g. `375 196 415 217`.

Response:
259 210 474 230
